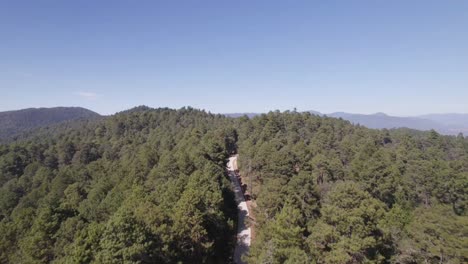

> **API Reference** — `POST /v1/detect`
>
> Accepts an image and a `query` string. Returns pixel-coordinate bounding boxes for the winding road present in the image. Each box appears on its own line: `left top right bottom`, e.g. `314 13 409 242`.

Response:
227 156 251 264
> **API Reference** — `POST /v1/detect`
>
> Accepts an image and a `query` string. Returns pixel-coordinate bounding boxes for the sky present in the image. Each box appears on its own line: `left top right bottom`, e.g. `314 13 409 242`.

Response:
1 1 468 116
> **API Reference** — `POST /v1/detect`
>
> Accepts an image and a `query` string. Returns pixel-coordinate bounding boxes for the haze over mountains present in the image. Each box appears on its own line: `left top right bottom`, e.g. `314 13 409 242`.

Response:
328 112 468 135
226 111 468 135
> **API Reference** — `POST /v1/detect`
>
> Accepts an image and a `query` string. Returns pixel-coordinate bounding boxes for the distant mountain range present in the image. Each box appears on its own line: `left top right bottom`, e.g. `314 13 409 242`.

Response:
0 107 101 140
1 107 467 140
225 111 468 135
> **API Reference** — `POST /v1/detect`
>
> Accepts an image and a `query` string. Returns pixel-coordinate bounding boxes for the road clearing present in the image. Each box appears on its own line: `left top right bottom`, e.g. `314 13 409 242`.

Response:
227 156 251 264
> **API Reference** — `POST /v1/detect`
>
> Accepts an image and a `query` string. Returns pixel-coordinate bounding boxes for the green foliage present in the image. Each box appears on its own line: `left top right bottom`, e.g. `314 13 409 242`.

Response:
236 111 468 263
1 108 468 263
0 108 236 263
396 205 468 263
307 182 388 263
249 203 307 264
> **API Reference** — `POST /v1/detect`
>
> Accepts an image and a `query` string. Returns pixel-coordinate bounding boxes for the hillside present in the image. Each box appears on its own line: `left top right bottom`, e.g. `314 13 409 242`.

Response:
236 111 468 263
0 108 467 263
0 107 238 263
0 107 101 141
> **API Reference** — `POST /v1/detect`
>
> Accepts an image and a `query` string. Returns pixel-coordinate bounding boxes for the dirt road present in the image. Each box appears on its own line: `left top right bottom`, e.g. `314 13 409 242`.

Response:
227 156 251 264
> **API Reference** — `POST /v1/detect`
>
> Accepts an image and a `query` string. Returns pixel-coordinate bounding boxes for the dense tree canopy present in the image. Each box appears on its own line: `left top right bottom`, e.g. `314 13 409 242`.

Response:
0 108 237 263
0 108 467 263
236 111 468 264
0 107 100 142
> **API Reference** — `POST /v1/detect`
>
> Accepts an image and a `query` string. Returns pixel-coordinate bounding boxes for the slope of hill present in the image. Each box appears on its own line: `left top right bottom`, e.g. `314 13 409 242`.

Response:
236 111 468 263
0 107 101 140
0 107 467 263
0 107 238 263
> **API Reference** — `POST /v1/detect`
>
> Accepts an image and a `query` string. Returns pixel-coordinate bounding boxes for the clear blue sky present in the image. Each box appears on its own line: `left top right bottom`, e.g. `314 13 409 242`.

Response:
1 1 467 115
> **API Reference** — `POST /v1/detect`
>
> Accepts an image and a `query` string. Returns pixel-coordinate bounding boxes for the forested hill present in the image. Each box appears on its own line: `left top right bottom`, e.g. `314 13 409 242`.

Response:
0 107 238 263
235 112 468 263
0 107 101 141
0 107 467 263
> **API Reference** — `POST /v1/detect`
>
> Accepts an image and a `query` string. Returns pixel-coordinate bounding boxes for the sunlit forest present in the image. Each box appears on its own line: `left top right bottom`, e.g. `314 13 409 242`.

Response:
0 107 467 263
236 111 468 263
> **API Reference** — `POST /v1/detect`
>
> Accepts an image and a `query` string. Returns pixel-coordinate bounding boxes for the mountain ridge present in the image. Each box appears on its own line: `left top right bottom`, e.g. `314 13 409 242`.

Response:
2 107 468 137
0 107 101 140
